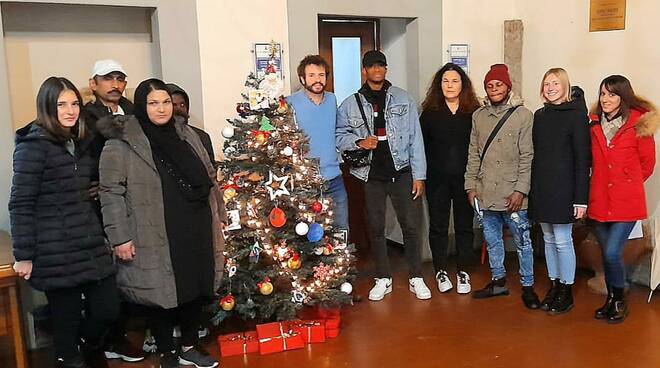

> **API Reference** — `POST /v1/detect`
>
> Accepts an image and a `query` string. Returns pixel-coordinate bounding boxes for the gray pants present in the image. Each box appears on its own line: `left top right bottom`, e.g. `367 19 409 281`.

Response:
364 171 423 278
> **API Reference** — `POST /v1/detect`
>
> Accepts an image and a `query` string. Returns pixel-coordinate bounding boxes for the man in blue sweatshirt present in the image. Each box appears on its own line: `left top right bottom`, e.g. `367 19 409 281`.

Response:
287 55 349 233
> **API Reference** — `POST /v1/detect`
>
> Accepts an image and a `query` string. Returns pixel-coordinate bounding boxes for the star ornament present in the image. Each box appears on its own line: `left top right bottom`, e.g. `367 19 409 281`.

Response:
265 171 290 200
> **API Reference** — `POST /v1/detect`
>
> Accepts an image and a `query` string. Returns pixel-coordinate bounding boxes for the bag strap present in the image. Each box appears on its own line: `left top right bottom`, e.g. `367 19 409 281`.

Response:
354 93 371 135
479 105 521 170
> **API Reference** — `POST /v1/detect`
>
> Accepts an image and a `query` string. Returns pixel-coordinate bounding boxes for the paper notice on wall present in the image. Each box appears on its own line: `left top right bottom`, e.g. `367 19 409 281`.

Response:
628 220 643 239
448 44 469 74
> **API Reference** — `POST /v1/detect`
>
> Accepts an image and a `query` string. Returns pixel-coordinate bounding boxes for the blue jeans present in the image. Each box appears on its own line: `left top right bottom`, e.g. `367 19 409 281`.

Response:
482 210 535 286
593 221 636 288
327 175 349 232
540 223 575 284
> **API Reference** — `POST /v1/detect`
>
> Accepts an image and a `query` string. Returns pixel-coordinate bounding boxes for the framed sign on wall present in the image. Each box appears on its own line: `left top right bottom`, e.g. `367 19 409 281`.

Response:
590 0 626 32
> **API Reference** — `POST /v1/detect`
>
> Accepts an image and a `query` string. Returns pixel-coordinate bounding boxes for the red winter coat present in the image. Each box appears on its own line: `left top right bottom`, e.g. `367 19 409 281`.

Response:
588 108 658 222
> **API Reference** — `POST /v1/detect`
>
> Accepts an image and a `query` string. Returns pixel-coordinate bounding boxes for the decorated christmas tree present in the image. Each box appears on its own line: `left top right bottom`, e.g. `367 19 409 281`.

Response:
212 48 355 324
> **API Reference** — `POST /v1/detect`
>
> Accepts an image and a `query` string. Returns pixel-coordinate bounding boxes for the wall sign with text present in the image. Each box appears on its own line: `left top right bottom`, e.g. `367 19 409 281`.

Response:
590 0 626 32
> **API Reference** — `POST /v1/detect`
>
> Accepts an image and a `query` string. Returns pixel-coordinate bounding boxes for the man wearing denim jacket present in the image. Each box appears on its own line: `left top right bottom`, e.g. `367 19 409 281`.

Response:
336 50 431 301
464 64 540 309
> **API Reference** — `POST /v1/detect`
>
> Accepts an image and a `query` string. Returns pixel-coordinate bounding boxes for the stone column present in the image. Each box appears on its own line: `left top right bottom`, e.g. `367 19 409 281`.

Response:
504 20 523 97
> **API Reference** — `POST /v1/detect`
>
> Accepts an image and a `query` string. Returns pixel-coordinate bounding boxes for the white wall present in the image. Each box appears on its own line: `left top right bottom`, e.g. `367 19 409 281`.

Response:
441 0 517 95
195 0 290 159
2 3 156 130
287 0 443 103
380 18 410 91
442 0 660 228
0 0 204 233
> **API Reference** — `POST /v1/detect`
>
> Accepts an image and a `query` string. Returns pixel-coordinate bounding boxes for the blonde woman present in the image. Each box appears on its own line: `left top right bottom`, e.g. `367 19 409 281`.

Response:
529 68 590 315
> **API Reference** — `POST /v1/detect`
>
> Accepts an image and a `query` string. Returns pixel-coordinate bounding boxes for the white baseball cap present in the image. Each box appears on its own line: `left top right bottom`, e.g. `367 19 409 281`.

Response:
91 59 127 78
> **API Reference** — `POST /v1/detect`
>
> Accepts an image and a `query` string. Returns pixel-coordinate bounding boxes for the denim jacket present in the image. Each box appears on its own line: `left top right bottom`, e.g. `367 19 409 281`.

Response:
336 86 426 182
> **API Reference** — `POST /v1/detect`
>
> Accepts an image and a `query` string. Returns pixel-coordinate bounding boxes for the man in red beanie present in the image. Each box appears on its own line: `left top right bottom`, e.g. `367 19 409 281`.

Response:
464 64 540 309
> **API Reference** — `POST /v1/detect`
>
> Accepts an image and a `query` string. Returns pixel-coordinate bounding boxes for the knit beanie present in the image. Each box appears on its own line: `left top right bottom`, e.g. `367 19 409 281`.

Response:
484 64 512 90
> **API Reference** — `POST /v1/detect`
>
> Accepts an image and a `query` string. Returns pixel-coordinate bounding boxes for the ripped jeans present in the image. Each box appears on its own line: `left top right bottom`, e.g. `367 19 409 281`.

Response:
482 210 535 286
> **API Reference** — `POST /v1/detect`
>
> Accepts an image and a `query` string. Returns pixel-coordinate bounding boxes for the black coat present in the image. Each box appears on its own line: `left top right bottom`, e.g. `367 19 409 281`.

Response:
9 123 115 291
529 87 591 224
83 97 135 168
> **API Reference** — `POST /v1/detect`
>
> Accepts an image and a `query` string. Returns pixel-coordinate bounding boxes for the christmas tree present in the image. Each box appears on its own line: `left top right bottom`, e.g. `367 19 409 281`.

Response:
212 55 355 324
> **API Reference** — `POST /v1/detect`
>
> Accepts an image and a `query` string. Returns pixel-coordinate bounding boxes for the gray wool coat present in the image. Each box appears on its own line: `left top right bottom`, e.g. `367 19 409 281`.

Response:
98 115 226 309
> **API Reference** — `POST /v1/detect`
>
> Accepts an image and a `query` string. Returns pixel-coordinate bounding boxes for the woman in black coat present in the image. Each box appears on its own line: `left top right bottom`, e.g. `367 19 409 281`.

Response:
10 77 118 368
420 63 480 294
530 68 590 315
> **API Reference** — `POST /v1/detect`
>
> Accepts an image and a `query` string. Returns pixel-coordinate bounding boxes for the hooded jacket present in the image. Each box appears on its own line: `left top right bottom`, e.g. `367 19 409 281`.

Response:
588 106 658 222
529 86 591 223
9 123 115 291
97 115 226 308
166 83 216 167
464 94 534 210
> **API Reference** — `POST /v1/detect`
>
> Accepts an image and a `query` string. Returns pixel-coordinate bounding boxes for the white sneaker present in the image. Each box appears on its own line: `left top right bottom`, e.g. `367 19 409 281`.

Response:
436 270 453 293
368 278 392 301
457 271 472 294
409 277 432 300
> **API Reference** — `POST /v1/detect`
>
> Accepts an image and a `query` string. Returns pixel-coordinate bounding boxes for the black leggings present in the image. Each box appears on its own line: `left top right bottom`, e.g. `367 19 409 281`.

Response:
45 276 120 359
147 298 204 353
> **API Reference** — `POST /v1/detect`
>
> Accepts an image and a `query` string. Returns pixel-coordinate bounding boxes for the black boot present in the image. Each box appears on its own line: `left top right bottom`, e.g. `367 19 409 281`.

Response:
594 288 614 320
607 287 629 324
540 279 559 311
521 286 541 309
472 278 509 299
548 283 574 315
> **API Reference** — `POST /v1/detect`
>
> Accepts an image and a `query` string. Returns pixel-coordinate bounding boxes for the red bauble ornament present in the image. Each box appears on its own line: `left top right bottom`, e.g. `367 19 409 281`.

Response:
268 207 287 228
310 201 323 213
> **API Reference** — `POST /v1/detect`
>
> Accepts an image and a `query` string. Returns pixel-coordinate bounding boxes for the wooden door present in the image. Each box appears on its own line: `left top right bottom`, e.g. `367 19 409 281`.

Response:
318 17 379 256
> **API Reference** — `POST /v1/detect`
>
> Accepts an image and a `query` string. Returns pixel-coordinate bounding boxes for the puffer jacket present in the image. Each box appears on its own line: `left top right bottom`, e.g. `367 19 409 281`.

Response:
98 115 226 309
9 123 115 291
464 95 534 211
588 108 657 222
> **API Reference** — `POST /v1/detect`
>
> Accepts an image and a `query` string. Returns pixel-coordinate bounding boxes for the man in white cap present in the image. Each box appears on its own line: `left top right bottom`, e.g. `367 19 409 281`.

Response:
84 59 135 164
82 60 145 364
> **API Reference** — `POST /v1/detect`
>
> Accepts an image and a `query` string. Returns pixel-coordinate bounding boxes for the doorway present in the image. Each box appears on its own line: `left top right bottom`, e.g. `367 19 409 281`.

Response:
317 17 380 255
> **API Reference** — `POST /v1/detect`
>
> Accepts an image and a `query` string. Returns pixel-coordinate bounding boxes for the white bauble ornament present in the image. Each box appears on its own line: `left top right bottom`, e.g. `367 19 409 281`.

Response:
222 126 235 138
340 282 353 294
314 247 324 256
295 222 309 236
282 146 294 156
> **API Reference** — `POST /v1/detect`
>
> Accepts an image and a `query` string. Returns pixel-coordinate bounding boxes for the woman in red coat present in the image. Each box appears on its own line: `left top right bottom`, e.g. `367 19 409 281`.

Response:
589 75 657 324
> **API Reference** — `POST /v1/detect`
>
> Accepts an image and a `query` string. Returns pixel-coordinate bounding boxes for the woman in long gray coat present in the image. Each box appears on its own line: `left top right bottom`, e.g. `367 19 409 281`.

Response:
98 78 225 368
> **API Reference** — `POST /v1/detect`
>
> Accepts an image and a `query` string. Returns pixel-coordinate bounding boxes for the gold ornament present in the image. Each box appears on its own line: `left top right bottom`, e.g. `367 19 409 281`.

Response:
219 295 235 311
223 187 237 201
287 255 301 270
259 281 274 295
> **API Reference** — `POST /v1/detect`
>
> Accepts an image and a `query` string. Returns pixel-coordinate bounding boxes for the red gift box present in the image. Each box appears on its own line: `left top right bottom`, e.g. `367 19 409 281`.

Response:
217 331 259 357
292 319 326 344
256 322 305 355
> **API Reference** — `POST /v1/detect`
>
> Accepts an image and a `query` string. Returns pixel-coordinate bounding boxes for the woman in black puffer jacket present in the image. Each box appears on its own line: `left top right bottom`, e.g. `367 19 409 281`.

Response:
9 77 118 368
529 68 590 316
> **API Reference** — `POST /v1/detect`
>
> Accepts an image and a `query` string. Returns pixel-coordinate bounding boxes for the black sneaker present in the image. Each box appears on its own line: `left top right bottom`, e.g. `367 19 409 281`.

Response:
104 337 145 362
521 286 541 309
472 278 509 299
56 355 89 368
179 346 219 368
159 351 179 368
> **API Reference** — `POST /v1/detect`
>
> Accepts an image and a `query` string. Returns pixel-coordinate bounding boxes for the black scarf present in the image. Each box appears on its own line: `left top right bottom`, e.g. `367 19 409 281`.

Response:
134 79 212 202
